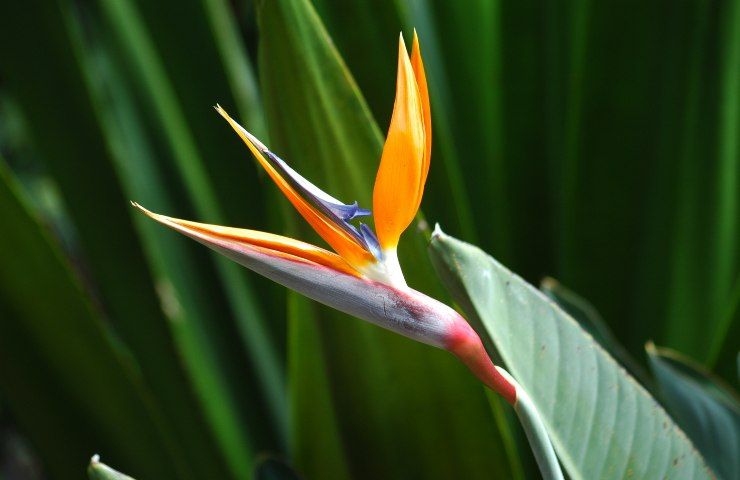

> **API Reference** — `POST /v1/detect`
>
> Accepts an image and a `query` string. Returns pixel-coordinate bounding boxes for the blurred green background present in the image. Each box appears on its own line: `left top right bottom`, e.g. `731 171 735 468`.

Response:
0 0 737 478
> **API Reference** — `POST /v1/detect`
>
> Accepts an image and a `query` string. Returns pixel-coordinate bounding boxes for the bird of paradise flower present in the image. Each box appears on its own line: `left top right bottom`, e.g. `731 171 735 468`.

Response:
133 33 516 405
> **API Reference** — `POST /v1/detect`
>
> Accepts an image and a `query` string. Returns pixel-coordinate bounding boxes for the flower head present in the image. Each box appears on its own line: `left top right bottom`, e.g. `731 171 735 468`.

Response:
134 32 516 404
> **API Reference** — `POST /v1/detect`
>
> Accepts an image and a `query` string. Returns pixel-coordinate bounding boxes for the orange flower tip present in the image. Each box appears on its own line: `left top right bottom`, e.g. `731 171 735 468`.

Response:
131 203 181 230
130 200 145 213
398 32 408 54
131 202 179 229
214 106 385 271
131 201 157 219
372 31 425 252
215 105 269 152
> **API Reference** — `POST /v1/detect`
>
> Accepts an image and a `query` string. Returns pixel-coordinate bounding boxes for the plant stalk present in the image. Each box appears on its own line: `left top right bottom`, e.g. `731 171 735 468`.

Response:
496 367 564 480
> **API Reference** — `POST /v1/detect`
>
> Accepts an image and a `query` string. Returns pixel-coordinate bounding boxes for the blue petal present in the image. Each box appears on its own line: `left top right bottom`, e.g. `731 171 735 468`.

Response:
327 201 371 222
360 223 383 260
261 149 379 254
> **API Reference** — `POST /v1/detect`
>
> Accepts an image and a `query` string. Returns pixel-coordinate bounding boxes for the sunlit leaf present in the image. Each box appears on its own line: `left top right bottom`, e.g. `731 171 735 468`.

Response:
430 229 714 479
541 277 653 389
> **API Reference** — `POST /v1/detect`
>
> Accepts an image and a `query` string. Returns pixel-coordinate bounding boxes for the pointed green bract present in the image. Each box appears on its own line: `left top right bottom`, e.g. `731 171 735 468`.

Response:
429 229 714 479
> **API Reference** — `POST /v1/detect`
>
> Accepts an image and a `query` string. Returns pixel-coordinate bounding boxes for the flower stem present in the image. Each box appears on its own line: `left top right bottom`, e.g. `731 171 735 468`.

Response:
448 321 564 479
497 367 564 480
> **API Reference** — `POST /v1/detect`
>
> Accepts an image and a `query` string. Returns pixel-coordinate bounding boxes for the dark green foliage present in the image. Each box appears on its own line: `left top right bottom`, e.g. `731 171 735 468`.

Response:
0 0 736 478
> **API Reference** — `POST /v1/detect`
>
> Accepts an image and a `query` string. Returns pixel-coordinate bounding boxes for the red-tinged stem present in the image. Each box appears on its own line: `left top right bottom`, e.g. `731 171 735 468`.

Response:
446 322 517 405
447 322 564 479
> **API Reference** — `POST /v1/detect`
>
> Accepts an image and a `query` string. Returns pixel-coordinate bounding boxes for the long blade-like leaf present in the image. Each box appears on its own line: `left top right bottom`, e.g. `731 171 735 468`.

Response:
0 2 238 477
95 0 285 463
430 229 714 479
0 160 180 479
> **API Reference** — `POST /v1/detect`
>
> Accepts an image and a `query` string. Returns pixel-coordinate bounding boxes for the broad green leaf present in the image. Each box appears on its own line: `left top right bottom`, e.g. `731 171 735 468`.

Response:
88 456 136 480
257 0 517 478
541 277 652 389
0 160 180 479
647 344 740 480
429 229 714 479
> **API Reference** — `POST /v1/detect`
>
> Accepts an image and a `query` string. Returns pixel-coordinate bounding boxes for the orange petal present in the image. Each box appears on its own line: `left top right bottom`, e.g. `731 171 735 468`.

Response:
373 35 426 250
133 202 360 276
410 31 431 212
215 105 374 269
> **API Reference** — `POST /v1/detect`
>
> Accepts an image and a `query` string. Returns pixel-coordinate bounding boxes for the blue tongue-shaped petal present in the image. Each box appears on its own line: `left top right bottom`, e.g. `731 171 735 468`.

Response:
360 223 382 260
323 200 371 222
261 149 379 258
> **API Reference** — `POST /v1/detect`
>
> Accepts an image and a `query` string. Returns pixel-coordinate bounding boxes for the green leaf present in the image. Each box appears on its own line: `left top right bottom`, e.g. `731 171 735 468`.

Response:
0 160 180 479
88 456 136 480
93 0 286 463
657 0 740 362
286 293 352 480
1 1 285 476
709 275 740 385
402 0 505 251
257 0 518 478
98 0 284 389
429 229 714 479
647 344 740 480
541 277 653 389
202 0 269 141
542 0 740 362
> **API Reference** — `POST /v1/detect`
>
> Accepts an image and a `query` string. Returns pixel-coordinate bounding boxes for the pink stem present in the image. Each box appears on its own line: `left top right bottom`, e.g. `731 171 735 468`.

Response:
446 322 517 405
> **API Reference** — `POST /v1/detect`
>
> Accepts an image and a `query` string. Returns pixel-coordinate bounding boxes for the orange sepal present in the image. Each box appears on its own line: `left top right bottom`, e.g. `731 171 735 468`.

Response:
216 106 374 270
133 203 360 276
372 35 426 250
410 31 431 212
